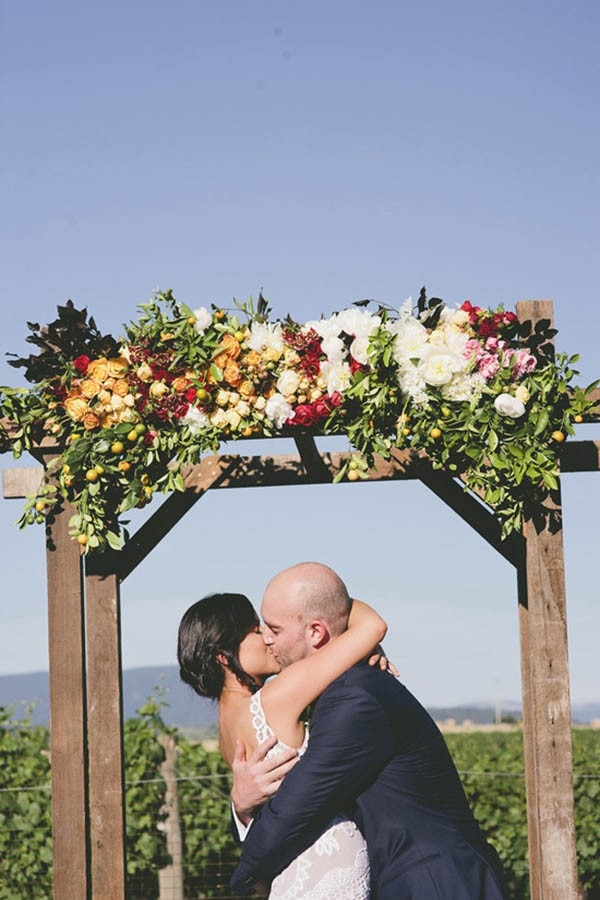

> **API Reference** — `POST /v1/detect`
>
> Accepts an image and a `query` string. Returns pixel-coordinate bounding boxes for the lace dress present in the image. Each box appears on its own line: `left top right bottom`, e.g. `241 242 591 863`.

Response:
250 690 370 900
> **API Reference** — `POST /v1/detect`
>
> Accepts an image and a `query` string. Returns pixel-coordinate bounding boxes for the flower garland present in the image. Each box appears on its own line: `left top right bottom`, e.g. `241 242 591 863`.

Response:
0 289 596 552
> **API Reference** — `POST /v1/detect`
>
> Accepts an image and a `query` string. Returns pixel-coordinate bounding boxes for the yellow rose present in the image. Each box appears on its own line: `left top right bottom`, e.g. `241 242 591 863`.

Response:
239 379 256 398
112 379 130 397
264 346 282 363
80 379 101 399
87 358 109 381
514 385 530 404
214 333 242 368
64 397 88 422
106 356 129 377
244 350 262 369
209 408 228 428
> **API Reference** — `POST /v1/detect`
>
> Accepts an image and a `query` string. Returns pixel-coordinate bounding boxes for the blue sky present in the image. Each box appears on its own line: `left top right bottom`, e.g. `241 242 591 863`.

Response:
1 0 598 706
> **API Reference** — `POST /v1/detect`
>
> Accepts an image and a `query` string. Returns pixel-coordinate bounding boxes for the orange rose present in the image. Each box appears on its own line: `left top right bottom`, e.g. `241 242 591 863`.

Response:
224 360 242 387
64 396 88 422
214 333 242 368
83 410 101 431
171 376 189 393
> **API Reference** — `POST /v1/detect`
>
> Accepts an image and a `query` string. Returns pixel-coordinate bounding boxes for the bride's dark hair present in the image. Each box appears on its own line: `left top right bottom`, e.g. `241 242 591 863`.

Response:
177 593 262 701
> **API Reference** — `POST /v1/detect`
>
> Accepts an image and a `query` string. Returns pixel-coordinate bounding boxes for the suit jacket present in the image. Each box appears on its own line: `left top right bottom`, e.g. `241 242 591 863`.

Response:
230 664 508 899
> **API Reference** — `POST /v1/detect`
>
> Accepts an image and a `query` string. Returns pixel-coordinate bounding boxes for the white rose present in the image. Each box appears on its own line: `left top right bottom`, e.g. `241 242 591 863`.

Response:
265 393 293 429
215 389 230 407
514 384 530 404
276 369 301 397
419 349 462 387
224 408 241 430
193 306 213 335
209 408 229 428
235 400 251 417
494 394 526 418
253 395 267 411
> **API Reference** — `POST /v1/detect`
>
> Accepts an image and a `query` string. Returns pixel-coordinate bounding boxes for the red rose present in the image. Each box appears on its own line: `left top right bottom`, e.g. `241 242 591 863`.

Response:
143 430 159 447
184 387 197 403
175 402 190 419
73 355 90 374
290 404 319 427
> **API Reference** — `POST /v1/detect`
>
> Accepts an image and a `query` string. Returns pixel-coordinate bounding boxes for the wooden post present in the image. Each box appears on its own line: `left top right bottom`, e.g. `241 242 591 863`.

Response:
516 300 580 899
157 733 184 900
45 496 89 900
85 569 126 900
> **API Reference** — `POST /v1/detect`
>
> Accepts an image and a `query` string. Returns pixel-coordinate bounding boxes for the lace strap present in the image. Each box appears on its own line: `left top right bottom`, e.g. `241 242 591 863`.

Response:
250 690 274 746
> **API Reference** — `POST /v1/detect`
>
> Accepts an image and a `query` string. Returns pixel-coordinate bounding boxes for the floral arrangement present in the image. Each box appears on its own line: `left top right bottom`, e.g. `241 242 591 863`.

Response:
0 289 596 552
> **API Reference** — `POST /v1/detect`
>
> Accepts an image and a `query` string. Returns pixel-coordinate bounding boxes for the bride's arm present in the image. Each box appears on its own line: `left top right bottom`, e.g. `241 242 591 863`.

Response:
261 599 386 723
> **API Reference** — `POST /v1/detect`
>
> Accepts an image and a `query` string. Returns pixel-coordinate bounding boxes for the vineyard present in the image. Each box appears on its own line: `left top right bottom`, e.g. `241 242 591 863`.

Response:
1 703 599 900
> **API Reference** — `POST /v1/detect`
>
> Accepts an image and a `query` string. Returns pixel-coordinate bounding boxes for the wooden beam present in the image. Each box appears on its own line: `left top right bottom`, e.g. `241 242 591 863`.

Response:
2 465 44 498
84 569 126 900
293 435 334 482
86 455 242 581
45 491 89 900
416 461 525 567
516 299 579 900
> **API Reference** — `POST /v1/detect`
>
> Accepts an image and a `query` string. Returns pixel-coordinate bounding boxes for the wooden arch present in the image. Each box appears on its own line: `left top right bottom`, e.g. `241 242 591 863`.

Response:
2 300 599 900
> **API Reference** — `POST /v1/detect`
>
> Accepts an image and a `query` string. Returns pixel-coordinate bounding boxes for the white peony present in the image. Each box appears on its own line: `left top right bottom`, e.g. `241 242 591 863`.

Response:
265 393 293 429
419 348 464 387
247 321 284 353
183 406 210 434
320 333 345 363
192 306 213 335
390 317 429 364
494 394 526 418
320 359 352 395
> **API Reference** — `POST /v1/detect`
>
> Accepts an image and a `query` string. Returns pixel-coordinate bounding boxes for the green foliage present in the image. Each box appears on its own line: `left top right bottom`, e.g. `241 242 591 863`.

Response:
177 735 240 896
0 707 53 900
123 698 172 899
1 708 598 899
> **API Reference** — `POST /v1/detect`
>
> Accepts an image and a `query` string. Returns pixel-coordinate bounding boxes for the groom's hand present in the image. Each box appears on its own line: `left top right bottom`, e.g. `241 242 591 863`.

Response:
231 737 299 825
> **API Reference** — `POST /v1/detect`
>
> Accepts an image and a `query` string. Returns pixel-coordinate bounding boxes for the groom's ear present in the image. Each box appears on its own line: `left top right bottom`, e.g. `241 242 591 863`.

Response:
307 620 331 649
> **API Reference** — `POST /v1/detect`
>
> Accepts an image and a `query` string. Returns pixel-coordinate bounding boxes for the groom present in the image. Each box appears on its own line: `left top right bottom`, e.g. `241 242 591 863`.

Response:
229 561 508 899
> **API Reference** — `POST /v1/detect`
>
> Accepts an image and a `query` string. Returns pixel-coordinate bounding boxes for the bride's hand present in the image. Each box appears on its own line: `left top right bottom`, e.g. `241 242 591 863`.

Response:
368 646 399 677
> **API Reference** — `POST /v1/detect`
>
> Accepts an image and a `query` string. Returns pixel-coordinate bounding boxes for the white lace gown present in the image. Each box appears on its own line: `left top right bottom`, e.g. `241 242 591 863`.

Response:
250 689 370 900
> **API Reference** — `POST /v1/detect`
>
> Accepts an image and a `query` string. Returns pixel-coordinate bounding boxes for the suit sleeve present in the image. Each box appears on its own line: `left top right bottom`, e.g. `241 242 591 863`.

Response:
230 681 393 895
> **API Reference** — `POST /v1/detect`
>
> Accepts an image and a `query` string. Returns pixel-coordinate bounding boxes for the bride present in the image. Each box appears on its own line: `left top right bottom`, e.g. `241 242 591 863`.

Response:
177 590 388 899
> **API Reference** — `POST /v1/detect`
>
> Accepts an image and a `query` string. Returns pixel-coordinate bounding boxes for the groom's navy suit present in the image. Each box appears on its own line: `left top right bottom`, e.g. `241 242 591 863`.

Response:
230 664 508 899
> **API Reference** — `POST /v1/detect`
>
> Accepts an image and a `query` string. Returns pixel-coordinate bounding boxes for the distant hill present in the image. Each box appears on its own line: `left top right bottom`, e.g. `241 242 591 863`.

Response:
1 667 598 727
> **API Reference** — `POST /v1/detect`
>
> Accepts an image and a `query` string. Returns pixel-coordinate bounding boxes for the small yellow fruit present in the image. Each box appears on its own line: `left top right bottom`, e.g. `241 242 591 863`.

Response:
62 463 71 474
76 534 89 546
111 441 124 454
35 500 46 512
143 485 154 497
235 331 245 342
196 388 209 401
241 426 253 438
127 429 139 442
573 414 583 424
134 422 146 435
349 459 359 470
347 469 360 482
69 433 81 443
94 464 104 475
551 430 565 442
85 469 99 482
140 474 150 485
187 315 196 325
430 427 442 439
441 406 451 418
214 309 226 320
118 460 132 472
401 427 411 437
63 475 74 487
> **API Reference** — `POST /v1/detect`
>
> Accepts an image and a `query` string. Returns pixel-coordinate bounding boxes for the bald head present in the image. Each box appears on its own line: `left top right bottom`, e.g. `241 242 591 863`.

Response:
260 562 352 666
268 562 352 634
